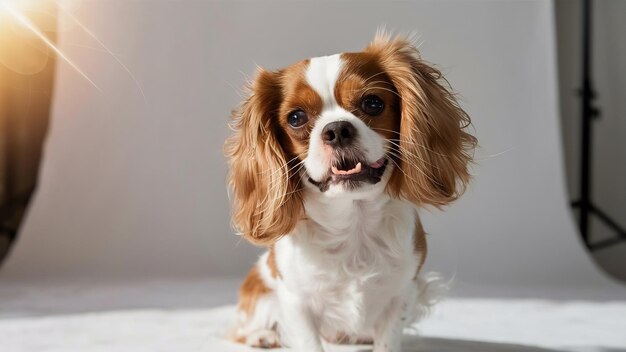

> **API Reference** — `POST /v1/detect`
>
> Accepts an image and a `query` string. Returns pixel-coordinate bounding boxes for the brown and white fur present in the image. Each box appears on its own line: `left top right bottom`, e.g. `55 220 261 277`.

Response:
225 33 476 352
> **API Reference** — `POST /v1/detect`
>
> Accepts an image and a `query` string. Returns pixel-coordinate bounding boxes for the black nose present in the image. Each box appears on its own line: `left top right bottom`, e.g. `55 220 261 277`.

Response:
322 121 357 147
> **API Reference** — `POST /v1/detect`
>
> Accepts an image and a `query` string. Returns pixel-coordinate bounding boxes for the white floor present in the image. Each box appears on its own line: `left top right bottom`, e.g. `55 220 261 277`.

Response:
1 278 625 352
3 301 626 352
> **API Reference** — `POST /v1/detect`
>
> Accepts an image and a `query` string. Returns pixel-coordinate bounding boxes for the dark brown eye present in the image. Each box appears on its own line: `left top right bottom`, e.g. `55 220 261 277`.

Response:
360 95 384 116
287 109 308 128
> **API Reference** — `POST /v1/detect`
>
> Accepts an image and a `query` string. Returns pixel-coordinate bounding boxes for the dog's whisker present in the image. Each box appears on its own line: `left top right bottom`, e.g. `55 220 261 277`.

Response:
361 71 387 84
385 138 448 157
474 147 514 161
358 86 402 100
253 159 306 214
383 145 443 188
385 140 438 169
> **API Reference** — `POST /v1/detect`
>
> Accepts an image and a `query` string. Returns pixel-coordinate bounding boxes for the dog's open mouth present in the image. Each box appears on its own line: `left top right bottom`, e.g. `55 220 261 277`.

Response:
330 157 386 179
309 157 388 192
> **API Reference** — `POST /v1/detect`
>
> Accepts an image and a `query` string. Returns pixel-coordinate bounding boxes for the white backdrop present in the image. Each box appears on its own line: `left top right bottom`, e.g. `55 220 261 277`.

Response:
1 0 623 298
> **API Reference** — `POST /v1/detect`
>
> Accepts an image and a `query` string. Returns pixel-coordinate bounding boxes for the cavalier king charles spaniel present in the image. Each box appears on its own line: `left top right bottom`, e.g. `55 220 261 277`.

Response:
225 33 476 352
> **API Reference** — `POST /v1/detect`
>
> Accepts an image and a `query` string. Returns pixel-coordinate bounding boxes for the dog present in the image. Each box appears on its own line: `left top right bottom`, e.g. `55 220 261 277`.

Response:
225 32 476 352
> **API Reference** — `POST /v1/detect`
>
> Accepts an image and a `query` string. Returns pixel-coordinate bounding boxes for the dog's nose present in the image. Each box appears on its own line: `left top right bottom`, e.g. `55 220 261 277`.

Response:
322 121 356 147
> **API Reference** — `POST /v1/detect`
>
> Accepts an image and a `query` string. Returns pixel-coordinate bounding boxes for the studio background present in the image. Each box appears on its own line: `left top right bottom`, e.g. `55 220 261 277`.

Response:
0 0 620 298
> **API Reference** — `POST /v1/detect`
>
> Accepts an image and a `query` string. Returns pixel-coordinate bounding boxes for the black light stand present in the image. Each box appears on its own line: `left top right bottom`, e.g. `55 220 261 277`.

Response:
571 0 626 251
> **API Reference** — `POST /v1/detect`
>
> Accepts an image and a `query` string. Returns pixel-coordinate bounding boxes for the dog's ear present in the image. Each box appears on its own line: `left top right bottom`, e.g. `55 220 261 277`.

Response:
225 68 303 245
366 34 477 206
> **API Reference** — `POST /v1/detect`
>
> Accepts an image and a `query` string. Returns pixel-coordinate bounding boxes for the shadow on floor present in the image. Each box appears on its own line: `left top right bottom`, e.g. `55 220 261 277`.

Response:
353 336 626 352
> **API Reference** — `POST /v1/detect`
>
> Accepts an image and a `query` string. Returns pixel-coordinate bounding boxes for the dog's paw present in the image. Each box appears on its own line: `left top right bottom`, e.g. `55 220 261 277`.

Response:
245 328 281 349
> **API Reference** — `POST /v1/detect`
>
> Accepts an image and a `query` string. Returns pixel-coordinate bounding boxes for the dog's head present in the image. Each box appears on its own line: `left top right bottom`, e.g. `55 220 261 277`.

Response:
226 34 476 245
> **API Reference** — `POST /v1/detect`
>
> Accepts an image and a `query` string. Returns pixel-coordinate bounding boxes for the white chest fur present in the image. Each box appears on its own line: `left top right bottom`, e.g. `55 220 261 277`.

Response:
272 190 420 336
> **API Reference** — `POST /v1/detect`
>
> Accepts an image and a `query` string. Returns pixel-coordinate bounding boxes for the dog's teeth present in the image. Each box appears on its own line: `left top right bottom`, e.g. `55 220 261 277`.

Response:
331 162 362 175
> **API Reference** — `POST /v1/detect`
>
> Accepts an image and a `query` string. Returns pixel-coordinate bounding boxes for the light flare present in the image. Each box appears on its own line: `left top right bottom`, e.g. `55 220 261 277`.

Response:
55 1 147 103
1 1 102 93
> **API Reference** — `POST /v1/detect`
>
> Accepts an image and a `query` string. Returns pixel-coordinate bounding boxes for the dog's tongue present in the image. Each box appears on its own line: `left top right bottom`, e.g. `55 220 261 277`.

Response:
331 162 362 175
370 158 385 169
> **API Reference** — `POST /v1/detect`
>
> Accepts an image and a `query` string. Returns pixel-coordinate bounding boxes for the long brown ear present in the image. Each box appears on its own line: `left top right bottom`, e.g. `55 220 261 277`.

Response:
366 34 477 206
225 68 303 245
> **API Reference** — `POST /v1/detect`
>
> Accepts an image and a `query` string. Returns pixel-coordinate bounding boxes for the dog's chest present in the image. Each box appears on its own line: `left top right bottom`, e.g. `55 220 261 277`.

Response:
278 197 416 333
301 196 415 274
307 263 407 335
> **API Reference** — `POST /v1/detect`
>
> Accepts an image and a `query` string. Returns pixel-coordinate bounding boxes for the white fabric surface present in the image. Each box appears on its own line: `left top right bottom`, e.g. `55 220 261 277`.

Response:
2 300 625 352
1 279 625 352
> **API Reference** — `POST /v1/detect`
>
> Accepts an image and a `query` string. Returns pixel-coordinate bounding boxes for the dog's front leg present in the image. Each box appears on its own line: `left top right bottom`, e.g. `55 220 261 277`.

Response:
373 297 404 352
277 284 324 352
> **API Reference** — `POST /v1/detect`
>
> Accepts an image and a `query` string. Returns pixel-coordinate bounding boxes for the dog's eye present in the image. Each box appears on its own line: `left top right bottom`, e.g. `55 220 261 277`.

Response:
360 95 384 116
287 109 308 128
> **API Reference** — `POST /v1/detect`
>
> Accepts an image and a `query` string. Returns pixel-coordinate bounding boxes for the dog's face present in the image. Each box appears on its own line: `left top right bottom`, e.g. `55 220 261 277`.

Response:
278 52 399 196
226 34 476 245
